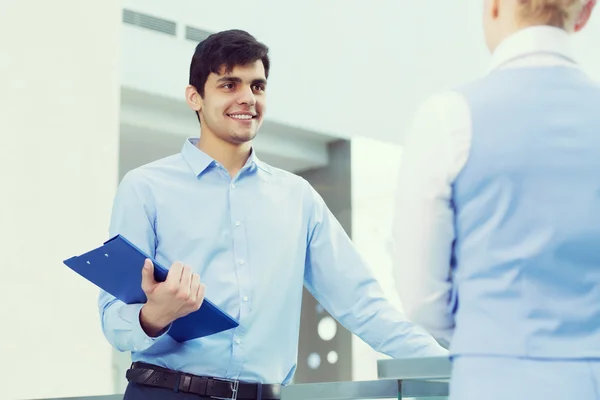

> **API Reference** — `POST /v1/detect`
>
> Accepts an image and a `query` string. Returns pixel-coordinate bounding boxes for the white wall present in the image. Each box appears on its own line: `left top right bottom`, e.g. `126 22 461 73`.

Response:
0 1 122 399
573 20 600 78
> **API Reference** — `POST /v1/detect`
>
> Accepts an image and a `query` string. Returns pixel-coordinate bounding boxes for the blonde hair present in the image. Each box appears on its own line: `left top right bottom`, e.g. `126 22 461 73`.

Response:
518 0 585 29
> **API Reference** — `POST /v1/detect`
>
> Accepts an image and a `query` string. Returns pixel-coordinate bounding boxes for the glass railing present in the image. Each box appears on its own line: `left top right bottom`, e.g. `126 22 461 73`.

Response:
281 356 450 400
281 379 448 400
33 357 450 400
30 397 123 400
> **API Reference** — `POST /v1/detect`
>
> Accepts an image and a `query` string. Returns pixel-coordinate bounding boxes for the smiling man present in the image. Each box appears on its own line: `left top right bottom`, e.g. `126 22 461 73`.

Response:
99 29 447 400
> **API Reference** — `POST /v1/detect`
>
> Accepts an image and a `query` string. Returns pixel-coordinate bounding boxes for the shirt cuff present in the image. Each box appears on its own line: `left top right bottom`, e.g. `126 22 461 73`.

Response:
118 303 171 352
427 328 453 350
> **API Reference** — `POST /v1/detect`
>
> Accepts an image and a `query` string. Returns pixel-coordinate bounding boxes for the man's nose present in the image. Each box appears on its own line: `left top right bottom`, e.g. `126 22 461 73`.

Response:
238 86 256 106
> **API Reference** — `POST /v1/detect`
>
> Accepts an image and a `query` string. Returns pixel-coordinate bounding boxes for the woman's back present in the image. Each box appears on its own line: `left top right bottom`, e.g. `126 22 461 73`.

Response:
450 64 600 358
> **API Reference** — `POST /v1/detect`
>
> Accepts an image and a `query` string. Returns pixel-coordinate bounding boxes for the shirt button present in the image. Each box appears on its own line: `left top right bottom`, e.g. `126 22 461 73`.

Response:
243 296 249 302
231 183 236 189
239 259 245 265
235 338 241 344
235 221 241 227
133 347 138 351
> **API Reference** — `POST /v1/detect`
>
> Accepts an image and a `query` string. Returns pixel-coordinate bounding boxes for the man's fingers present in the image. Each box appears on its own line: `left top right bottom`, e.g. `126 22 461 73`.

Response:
141 259 156 292
190 272 201 290
195 283 206 310
178 265 193 297
166 261 184 291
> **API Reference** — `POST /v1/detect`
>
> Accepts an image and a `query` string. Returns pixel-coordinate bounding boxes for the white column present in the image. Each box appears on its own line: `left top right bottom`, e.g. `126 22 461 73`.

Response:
350 136 405 381
0 1 122 399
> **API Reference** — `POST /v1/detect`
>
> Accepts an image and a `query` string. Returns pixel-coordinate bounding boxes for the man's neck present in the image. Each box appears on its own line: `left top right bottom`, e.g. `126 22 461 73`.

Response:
196 133 251 178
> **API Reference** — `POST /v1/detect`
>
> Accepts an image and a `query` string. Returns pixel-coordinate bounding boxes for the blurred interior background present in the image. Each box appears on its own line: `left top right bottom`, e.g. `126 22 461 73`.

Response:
1 0 598 399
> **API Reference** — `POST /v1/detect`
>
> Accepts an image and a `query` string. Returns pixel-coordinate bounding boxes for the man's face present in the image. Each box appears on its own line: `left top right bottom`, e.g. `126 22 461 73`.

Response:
194 60 266 145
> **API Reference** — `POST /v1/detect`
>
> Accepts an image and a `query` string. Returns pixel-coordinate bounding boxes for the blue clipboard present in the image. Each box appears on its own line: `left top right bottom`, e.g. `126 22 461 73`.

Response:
63 234 239 342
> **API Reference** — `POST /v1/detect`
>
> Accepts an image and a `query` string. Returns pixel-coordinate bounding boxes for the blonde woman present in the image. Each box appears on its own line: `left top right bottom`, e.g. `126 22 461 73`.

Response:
392 0 599 398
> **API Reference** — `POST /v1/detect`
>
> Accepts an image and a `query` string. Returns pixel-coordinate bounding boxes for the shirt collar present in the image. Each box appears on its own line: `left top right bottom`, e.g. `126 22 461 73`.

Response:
181 137 272 176
250 150 272 174
488 26 578 72
181 137 213 176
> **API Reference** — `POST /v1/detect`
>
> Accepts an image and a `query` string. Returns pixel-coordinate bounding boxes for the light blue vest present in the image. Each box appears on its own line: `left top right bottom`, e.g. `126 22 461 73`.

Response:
450 66 600 359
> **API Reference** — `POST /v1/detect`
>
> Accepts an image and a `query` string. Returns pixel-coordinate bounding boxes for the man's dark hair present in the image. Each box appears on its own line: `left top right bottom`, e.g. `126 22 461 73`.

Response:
189 29 270 98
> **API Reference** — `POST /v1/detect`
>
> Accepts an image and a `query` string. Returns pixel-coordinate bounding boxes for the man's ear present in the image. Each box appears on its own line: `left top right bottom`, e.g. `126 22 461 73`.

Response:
185 85 202 112
574 0 596 32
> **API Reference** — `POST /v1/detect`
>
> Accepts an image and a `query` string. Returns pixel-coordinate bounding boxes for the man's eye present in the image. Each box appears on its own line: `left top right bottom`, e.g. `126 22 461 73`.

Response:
222 83 234 89
253 85 265 92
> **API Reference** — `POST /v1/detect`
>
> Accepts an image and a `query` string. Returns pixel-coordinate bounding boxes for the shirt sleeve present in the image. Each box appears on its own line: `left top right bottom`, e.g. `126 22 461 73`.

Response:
391 91 472 345
302 182 448 358
98 170 171 353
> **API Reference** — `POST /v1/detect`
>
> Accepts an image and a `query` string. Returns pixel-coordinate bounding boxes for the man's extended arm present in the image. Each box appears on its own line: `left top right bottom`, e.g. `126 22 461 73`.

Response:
301 180 447 358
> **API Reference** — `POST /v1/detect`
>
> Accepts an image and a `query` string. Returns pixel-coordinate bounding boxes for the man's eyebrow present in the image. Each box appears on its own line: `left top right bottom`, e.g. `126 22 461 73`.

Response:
216 76 242 83
216 76 267 85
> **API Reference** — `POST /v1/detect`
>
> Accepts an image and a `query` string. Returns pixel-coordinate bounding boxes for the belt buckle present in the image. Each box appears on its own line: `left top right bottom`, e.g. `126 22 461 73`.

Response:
211 377 239 400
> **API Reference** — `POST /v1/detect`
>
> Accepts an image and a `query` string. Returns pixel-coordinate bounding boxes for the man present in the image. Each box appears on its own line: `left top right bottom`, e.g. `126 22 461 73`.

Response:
392 1 599 399
99 29 447 400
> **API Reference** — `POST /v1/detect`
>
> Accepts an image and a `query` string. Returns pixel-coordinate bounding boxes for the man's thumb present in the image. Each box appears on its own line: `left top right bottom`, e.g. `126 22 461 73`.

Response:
141 259 156 290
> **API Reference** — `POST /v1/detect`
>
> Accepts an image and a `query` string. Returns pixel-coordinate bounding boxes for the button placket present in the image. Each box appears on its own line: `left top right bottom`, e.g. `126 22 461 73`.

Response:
228 177 250 373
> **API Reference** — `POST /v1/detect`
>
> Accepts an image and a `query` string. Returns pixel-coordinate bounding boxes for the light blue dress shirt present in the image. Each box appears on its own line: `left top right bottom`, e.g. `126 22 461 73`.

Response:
98 137 446 384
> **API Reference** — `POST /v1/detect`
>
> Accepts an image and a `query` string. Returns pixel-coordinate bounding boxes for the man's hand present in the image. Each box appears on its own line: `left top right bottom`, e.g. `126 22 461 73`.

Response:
139 259 205 337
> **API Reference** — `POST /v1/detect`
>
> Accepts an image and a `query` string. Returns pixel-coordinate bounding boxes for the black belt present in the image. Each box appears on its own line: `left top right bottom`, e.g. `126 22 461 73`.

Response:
126 362 281 400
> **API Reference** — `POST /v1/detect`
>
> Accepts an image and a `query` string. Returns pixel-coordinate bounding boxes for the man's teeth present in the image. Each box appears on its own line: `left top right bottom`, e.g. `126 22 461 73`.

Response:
229 114 253 120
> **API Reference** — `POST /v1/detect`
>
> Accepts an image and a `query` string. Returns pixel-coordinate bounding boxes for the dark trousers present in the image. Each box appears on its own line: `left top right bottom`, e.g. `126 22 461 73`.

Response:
123 382 211 400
